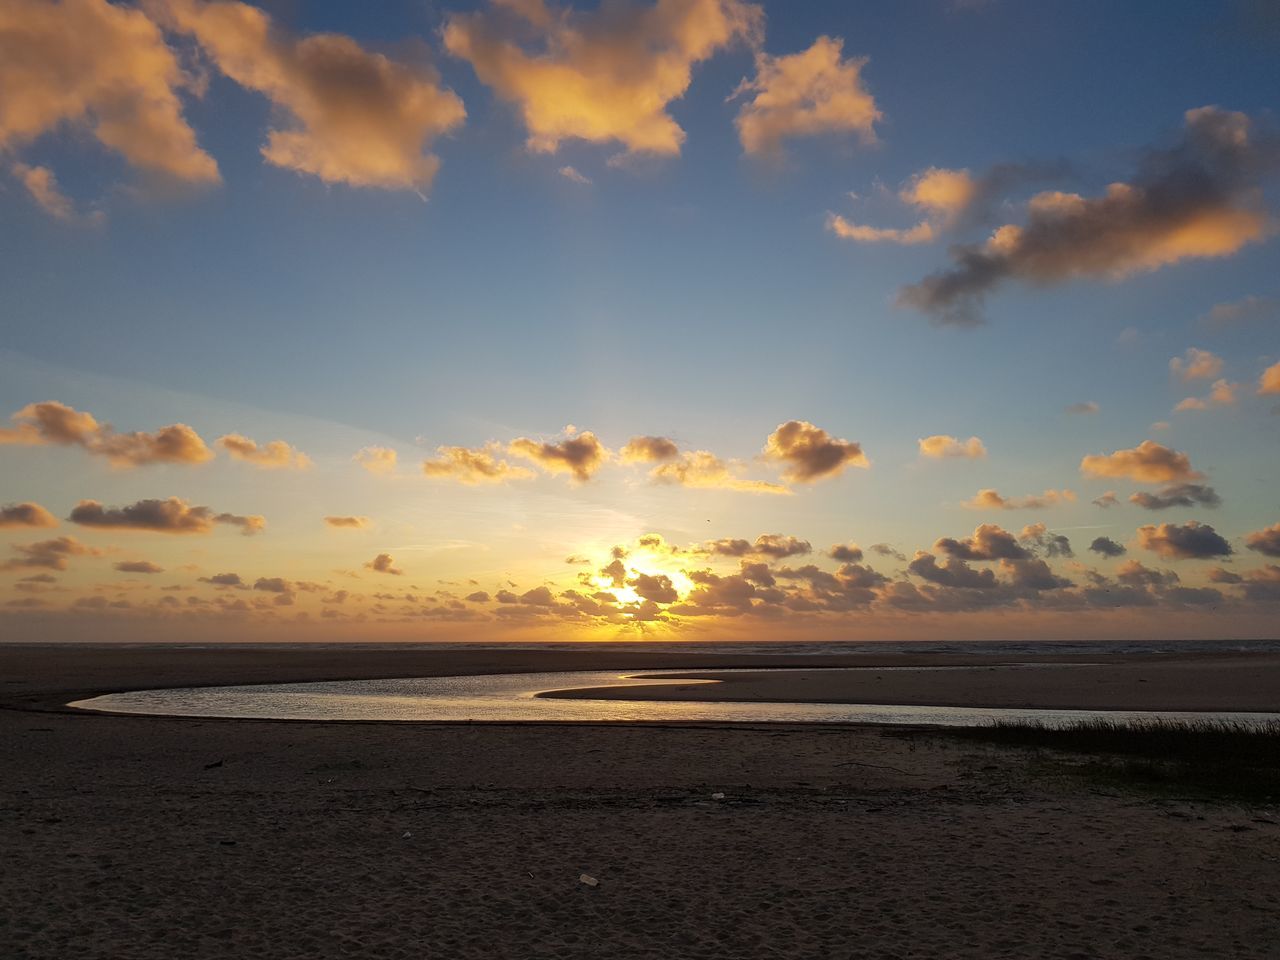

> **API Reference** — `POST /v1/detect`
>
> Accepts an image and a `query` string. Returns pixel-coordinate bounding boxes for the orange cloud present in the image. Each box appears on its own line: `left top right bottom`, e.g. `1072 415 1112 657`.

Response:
68 497 264 535
1080 440 1202 484
1169 347 1224 381
324 516 370 529
1174 378 1239 411
423 445 535 484
217 434 312 469
443 0 761 157
0 0 218 188
1259 361 1280 395
919 434 986 459
763 420 866 483
1245 523 1280 558
649 451 790 495
12 162 102 224
365 553 403 575
0 502 59 529
354 446 397 475
964 488 1075 510
733 35 879 157
154 0 465 191
899 107 1276 324
0 401 213 467
509 430 608 482
828 167 975 246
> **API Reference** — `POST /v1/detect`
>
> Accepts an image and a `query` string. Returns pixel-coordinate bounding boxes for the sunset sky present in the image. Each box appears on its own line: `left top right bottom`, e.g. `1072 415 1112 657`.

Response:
1 0 1278 642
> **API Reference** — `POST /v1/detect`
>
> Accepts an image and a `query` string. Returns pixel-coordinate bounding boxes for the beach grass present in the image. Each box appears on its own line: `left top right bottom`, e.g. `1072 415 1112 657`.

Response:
940 717 1280 802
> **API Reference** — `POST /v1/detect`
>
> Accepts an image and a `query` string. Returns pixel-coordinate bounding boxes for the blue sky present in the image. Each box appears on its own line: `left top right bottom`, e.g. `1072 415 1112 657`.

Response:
0 0 1277 641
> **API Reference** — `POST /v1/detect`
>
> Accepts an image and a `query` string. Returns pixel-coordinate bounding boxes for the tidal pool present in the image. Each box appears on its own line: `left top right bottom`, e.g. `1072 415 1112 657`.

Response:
69 668 1280 727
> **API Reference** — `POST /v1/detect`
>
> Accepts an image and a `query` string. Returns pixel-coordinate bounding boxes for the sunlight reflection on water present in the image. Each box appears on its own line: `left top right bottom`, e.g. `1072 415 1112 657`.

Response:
70 669 1280 727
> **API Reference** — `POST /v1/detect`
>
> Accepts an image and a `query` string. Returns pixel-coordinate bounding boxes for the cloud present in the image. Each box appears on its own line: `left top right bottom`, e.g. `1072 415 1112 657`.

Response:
11 162 102 224
1018 522 1073 558
1170 347 1225 382
897 107 1278 325
558 165 591 185
649 450 790 494
354 446 398 474
828 167 978 245
217 434 312 469
1080 440 1201 484
1065 401 1100 415
154 0 465 192
733 35 879 158
424 445 535 484
2 536 99 571
0 502 58 529
0 0 218 193
365 553 403 575
68 497 264 535
620 435 680 463
1245 522 1280 557
1137 521 1232 559
324 516 369 529
763 420 866 483
908 552 997 589
509 430 608 482
870 543 906 561
1259 361 1280 395
1089 536 1127 557
935 524 1030 561
1174 378 1240 411
199 572 243 586
700 534 811 559
828 542 863 562
1129 483 1221 510
1092 491 1120 508
115 560 164 574
0 401 213 467
964 488 1075 510
442 0 760 157
918 435 986 459
1201 294 1279 329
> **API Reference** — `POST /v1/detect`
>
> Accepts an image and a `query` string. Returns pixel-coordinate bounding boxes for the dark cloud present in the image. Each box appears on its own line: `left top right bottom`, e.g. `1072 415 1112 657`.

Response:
628 572 679 604
114 560 163 574
509 431 608 482
68 498 263 535
935 524 1030 561
898 107 1279 325
365 553 403 575
827 543 863 562
908 552 997 589
762 420 867 483
199 572 244 587
1019 523 1073 557
1089 536 1127 557
1129 483 1221 510
0 401 213 467
1137 521 1233 559
2 536 99 571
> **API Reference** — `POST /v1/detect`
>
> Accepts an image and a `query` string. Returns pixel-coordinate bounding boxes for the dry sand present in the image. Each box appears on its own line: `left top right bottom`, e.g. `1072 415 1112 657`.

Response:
2 644 1279 960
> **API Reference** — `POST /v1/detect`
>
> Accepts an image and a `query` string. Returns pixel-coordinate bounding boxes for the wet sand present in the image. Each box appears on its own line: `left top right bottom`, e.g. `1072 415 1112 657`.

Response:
3 644 1279 960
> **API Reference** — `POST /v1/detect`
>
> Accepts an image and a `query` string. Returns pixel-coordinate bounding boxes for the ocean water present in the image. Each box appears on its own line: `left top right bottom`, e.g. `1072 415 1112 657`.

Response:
70 667 1280 727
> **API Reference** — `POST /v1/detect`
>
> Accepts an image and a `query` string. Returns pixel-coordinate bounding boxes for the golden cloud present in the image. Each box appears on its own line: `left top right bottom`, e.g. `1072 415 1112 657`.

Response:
68 497 264 535
734 35 879 157
649 451 790 495
1259 360 1280 395
1080 440 1202 484
0 401 213 467
620 435 681 463
898 107 1276 324
918 434 986 459
508 430 608 482
1169 347 1224 381
828 167 975 246
423 445 535 484
324 516 370 529
0 0 218 188
154 0 465 191
443 0 761 157
354 446 398 474
0 502 59 529
964 488 1075 510
762 420 866 483
365 553 403 575
217 433 312 470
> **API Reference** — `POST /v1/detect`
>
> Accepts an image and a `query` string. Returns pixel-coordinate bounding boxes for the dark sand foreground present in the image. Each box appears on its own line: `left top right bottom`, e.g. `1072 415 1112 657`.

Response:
3 644 1279 960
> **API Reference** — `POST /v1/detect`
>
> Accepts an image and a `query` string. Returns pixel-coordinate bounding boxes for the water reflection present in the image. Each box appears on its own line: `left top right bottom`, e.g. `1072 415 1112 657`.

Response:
70 669 1280 727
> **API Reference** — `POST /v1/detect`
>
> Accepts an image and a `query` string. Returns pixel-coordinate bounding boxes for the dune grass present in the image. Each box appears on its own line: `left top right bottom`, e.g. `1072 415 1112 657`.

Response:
942 717 1280 802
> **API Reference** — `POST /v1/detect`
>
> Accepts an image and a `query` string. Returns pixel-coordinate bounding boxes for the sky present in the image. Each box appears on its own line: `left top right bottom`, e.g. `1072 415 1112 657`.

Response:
1 0 1278 643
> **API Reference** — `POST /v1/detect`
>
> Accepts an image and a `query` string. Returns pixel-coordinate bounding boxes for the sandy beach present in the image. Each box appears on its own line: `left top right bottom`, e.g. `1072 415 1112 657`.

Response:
3 644 1279 959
